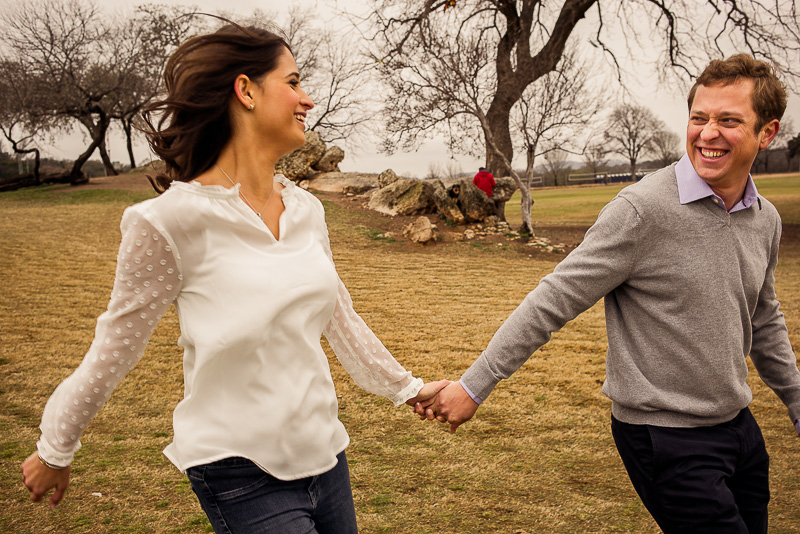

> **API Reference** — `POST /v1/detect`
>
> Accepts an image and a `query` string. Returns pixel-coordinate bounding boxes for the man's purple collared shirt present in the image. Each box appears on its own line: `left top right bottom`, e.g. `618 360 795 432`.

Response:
675 154 760 213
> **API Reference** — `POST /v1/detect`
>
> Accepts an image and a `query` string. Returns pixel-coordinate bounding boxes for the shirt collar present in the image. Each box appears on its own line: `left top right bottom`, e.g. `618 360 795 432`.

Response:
675 153 761 212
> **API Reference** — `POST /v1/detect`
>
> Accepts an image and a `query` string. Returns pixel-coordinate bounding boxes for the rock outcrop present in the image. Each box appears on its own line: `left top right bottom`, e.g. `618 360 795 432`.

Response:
378 169 400 188
367 178 436 216
428 180 465 224
305 172 379 194
275 131 346 181
403 216 438 245
315 146 345 172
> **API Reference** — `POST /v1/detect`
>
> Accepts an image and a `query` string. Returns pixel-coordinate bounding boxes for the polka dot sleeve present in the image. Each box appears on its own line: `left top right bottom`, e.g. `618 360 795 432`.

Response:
36 213 182 467
319 225 423 406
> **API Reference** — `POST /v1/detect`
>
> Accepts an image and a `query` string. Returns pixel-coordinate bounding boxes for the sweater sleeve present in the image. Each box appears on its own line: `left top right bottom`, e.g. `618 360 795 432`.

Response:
749 218 800 424
37 212 182 467
461 196 642 400
316 208 423 406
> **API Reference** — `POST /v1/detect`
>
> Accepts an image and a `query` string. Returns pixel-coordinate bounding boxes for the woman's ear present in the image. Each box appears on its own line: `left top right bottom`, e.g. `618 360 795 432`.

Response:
233 74 256 111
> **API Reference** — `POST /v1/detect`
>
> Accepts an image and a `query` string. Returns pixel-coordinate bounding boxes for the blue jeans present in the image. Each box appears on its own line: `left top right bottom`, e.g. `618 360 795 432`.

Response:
187 451 358 534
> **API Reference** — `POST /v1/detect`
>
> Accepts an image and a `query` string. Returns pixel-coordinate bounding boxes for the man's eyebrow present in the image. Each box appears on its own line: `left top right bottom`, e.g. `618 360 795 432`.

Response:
285 71 301 79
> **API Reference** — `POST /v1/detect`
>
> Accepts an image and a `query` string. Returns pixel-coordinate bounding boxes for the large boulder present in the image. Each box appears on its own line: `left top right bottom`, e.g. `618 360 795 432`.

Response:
492 176 518 203
275 130 327 181
305 172 379 193
403 216 438 245
367 178 436 216
491 176 519 220
428 179 465 224
378 169 400 188
451 179 496 222
315 146 345 172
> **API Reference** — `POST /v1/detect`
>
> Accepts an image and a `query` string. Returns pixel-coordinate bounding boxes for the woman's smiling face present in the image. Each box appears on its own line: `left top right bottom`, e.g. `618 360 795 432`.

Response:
252 47 314 155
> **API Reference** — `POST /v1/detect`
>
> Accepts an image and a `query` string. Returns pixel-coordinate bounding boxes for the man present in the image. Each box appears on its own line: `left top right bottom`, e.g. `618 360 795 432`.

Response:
421 55 800 533
472 166 495 197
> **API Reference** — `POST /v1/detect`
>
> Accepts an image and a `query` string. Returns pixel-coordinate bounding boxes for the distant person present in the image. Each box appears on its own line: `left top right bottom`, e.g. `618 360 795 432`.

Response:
20 21 447 533
472 166 495 197
419 54 800 533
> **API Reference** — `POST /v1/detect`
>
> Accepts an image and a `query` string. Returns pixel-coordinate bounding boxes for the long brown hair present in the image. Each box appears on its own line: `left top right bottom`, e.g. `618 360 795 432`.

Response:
141 22 291 193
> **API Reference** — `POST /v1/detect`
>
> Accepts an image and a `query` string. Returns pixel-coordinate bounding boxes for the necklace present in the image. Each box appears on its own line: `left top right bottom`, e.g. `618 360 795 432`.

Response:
216 164 274 221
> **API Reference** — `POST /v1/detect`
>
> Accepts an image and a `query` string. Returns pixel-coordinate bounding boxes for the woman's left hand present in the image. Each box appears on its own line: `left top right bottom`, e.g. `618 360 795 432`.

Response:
405 379 451 414
21 452 71 509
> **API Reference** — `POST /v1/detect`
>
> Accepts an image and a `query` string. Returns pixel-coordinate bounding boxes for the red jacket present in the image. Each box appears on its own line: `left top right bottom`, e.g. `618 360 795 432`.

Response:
473 171 496 197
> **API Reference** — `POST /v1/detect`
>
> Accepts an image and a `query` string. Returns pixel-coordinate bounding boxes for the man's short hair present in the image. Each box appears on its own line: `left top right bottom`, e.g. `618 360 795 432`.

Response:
479 167 487 172
687 54 787 132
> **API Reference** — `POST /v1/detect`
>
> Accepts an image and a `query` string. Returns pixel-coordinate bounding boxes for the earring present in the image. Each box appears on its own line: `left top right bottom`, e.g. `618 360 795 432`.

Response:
248 103 255 110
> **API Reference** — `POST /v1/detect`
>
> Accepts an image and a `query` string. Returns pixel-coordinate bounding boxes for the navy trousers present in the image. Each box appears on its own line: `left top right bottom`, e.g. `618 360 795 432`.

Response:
611 408 769 534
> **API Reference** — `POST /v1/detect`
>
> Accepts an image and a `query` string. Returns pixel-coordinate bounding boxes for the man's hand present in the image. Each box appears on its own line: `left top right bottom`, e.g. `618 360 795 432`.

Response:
21 452 71 509
415 381 479 432
405 380 451 408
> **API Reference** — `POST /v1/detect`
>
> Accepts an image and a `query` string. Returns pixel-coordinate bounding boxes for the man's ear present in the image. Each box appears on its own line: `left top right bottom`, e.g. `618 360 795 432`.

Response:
758 119 780 150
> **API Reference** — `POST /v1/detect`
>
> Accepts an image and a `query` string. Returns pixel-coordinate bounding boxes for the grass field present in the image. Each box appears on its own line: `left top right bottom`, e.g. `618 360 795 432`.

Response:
1 175 799 533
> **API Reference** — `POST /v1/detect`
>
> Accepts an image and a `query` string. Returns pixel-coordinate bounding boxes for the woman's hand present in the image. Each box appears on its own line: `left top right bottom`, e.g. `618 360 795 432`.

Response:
21 452 71 509
405 379 451 415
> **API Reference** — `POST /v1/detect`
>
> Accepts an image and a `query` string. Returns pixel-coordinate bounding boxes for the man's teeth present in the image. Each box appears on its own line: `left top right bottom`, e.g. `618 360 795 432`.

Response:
701 148 725 158
295 114 305 123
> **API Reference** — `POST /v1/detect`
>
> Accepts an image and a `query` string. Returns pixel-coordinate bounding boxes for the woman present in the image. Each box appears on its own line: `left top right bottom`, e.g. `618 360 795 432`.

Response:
21 23 446 533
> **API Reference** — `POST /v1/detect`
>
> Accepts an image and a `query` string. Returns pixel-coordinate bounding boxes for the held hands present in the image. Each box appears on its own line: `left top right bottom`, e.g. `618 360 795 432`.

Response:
405 379 451 408
413 380 479 433
21 452 71 509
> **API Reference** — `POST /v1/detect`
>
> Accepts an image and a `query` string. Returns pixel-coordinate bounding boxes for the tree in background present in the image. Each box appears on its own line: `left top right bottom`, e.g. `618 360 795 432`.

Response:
0 59 47 183
367 0 800 180
111 5 201 169
1 0 126 181
650 127 682 168
604 104 659 182
543 148 571 187
583 139 610 179
511 47 603 235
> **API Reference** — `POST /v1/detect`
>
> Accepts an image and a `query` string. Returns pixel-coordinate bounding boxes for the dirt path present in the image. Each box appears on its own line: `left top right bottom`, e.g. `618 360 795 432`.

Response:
71 172 156 192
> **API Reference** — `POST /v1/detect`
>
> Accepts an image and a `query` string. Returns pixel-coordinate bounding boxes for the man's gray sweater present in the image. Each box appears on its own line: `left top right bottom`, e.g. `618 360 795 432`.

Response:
461 164 800 427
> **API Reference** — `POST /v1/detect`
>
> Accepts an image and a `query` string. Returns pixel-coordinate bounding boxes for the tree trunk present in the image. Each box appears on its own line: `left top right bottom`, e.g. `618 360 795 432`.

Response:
122 117 136 169
630 158 637 182
71 113 112 183
484 97 515 176
98 138 118 176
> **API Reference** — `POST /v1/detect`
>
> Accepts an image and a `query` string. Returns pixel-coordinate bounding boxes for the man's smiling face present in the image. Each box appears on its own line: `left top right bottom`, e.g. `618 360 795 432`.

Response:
686 79 778 190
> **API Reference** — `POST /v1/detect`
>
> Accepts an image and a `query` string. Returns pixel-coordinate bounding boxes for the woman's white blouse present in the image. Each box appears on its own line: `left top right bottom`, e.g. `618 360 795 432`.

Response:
37 176 423 480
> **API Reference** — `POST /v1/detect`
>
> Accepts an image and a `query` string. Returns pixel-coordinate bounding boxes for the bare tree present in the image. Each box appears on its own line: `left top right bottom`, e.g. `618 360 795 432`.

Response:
583 139 609 179
444 159 463 178
650 127 682 168
1 0 122 181
0 60 46 183
604 104 659 182
367 0 800 179
111 5 202 169
543 147 571 187
511 47 603 234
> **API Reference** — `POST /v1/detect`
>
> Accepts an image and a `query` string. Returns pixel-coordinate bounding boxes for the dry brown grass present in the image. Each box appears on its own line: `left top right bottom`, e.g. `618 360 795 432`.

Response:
1 180 799 533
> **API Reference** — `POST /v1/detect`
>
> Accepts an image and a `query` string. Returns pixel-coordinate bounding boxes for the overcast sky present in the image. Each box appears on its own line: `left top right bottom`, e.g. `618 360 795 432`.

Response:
26 0 800 177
